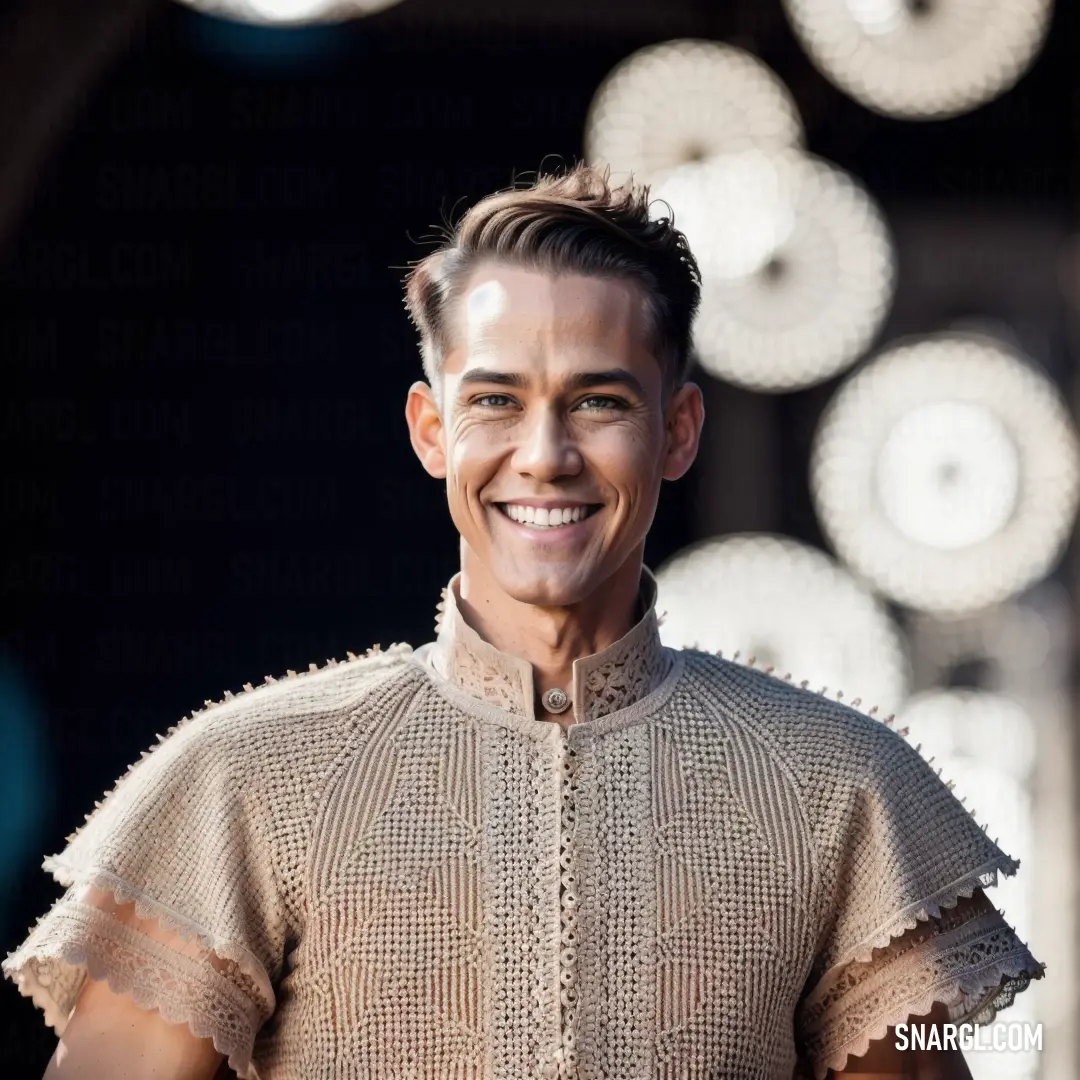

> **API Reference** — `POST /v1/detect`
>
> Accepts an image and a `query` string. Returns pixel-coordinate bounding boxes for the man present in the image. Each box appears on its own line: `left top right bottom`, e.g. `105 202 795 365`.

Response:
5 163 1042 1079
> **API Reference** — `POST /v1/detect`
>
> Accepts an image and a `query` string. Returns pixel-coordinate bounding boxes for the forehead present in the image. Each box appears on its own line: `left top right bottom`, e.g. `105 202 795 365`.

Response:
443 263 655 374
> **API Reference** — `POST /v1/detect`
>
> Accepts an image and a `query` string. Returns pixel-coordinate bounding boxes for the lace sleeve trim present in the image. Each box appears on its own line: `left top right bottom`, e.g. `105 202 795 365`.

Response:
826 856 1019 978
3 895 271 1080
40 861 276 1012
799 899 1045 1079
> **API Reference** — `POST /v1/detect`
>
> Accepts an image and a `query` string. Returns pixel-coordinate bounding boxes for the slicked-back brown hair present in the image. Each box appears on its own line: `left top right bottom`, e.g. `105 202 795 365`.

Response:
401 161 702 396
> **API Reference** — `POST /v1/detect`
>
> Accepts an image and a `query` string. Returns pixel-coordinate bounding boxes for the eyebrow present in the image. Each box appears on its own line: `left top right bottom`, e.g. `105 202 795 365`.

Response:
458 368 527 389
458 367 646 396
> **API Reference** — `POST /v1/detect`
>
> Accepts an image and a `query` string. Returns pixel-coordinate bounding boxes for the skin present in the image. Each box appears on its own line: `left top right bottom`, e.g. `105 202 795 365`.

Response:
42 887 226 1079
43 262 973 1078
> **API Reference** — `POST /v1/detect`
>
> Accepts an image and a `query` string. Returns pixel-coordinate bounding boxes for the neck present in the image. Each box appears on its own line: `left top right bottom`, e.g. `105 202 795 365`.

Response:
456 542 645 721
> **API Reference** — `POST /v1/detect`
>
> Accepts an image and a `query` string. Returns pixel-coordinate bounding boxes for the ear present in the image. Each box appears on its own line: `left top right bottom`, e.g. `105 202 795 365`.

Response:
405 380 447 479
662 381 705 481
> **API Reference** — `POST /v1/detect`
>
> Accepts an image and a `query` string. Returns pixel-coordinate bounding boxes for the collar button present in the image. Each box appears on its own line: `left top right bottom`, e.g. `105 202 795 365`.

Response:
543 687 571 714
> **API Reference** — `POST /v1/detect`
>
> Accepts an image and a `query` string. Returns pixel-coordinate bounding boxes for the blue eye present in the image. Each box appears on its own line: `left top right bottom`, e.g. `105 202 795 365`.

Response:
473 394 514 407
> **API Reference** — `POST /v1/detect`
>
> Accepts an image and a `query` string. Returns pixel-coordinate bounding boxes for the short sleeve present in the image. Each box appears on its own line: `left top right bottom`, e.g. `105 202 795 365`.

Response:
2 712 287 1079
794 721 1045 1079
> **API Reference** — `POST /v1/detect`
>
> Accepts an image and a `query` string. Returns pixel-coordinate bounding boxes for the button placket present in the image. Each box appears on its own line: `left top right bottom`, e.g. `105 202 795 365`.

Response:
555 727 580 1078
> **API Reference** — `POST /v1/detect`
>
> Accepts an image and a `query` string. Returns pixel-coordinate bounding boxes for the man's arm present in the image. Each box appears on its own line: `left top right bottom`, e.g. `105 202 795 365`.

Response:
833 1000 974 1080
43 976 225 1080
40 888 227 1080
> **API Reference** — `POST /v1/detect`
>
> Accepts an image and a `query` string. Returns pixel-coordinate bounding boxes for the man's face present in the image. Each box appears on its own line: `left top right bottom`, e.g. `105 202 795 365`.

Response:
407 262 702 608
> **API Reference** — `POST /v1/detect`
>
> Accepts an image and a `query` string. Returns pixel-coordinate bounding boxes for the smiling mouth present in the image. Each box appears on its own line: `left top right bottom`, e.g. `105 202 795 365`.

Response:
495 503 602 529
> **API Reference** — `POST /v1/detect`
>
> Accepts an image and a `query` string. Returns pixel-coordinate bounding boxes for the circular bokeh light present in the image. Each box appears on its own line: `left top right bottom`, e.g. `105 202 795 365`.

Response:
877 401 1021 550
781 0 1054 119
812 334 1080 613
652 149 895 391
176 0 403 24
655 533 910 715
584 39 803 188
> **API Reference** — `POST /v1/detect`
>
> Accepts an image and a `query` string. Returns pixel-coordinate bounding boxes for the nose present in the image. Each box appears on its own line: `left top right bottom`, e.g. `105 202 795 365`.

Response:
511 405 583 483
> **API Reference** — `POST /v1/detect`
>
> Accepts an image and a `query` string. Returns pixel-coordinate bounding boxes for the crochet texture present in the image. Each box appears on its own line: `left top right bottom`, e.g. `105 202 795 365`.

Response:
4 625 1042 1079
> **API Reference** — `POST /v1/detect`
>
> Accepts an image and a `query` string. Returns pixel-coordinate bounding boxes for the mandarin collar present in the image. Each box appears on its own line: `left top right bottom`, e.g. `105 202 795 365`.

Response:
428 570 672 723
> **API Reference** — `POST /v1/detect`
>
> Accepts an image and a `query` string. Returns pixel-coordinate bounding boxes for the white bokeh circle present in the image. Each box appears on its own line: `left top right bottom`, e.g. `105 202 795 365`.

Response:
584 39 804 188
781 0 1054 119
655 533 910 715
652 150 800 280
812 334 1080 613
877 401 1021 550
652 148 895 391
175 0 403 24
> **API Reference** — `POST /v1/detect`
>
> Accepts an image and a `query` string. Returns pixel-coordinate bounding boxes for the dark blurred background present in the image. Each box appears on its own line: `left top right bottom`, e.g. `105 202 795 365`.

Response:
1 0 1078 1075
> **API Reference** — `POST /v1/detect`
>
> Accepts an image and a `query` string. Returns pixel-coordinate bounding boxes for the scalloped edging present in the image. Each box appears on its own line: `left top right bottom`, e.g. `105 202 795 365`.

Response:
4 950 76 1034
812 958 1041 1080
5 937 262 1080
827 856 1020 978
35 863 276 1017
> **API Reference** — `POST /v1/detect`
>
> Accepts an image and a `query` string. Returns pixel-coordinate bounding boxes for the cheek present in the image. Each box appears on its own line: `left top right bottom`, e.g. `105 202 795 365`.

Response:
591 426 664 494
446 427 504 496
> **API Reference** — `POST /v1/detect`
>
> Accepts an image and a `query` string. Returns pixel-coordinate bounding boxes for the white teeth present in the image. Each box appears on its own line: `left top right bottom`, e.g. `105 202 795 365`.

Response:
501 504 592 529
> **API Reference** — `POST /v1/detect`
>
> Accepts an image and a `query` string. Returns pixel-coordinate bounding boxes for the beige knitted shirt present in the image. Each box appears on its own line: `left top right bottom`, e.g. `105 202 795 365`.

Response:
5 574 1043 1079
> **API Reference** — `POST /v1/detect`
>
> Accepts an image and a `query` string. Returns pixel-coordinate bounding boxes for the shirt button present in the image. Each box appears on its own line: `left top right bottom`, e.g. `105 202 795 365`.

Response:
543 687 571 713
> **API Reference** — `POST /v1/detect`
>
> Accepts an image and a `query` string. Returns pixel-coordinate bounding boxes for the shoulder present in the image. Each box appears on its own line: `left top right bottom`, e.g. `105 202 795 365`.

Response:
678 650 972 875
60 644 423 854
178 642 418 746
110 643 423 795
49 644 426 930
678 648 918 782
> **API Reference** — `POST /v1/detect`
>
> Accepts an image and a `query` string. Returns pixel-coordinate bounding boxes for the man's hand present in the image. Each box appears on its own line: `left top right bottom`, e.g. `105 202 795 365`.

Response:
833 1000 974 1079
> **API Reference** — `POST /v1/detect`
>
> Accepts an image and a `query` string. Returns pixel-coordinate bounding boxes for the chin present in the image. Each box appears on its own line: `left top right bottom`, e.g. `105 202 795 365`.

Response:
493 563 596 609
